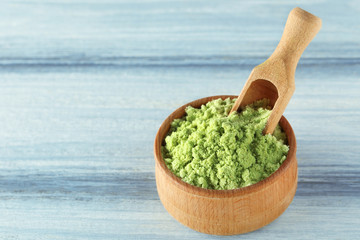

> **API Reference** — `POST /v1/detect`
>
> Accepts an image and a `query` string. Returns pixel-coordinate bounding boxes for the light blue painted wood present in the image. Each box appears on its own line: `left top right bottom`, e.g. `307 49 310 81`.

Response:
0 0 359 239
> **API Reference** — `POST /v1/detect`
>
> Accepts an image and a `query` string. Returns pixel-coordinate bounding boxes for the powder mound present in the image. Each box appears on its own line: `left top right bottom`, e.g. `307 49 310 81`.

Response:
161 98 289 190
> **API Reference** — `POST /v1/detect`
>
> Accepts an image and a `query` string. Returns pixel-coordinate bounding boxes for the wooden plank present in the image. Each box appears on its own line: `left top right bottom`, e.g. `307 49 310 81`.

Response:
0 0 359 239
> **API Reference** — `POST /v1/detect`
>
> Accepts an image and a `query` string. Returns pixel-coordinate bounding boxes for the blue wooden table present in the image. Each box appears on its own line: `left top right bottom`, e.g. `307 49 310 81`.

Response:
0 0 359 239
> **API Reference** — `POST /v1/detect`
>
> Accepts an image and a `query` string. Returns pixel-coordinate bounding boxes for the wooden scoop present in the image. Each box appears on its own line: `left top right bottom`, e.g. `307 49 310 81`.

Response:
230 7 322 134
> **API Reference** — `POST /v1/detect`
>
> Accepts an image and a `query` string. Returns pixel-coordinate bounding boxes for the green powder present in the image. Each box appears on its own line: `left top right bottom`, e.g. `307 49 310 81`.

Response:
161 98 289 190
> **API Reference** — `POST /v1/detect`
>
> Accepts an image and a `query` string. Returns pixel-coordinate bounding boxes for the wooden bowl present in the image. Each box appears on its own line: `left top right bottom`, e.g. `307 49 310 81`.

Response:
154 95 297 235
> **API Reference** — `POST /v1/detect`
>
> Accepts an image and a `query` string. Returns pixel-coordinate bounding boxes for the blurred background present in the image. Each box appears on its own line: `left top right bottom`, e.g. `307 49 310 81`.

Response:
0 0 359 239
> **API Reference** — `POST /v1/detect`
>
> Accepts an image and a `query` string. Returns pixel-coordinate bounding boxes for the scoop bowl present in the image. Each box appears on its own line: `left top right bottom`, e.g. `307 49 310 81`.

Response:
154 95 297 235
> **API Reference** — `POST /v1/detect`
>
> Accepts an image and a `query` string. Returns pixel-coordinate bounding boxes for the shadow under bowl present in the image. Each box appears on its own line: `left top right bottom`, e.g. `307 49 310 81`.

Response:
154 95 297 235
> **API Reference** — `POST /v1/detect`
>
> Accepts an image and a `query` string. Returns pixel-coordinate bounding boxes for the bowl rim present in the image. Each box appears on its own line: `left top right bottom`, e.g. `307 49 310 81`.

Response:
154 95 297 198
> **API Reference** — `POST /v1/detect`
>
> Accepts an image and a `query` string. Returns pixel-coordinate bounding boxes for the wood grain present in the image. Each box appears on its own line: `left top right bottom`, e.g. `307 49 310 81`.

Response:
0 0 359 239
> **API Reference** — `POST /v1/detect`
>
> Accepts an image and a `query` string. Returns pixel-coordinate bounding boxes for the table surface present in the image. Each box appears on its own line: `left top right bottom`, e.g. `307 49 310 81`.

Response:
0 0 359 239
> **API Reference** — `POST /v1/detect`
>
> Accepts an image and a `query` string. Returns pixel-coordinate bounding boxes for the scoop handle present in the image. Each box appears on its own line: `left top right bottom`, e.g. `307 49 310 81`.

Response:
270 7 322 73
262 8 321 134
